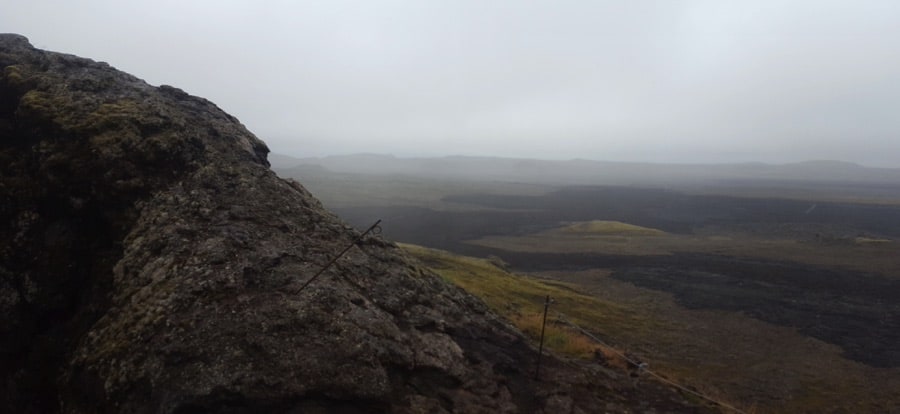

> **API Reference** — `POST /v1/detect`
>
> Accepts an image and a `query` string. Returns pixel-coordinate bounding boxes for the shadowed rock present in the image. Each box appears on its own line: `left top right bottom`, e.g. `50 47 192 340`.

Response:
0 34 711 413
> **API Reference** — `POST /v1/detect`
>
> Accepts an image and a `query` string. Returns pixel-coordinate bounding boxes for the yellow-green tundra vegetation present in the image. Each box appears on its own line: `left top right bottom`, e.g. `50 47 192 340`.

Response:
401 243 900 414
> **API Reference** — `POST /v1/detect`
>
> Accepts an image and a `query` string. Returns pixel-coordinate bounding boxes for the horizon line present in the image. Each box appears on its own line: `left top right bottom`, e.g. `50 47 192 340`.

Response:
268 151 900 170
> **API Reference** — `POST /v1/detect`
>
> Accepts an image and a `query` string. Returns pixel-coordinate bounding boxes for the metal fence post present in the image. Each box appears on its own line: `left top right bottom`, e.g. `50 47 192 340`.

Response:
535 294 551 380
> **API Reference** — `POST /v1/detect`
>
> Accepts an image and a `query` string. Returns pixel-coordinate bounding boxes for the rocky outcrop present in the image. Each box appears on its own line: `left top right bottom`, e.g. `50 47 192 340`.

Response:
0 34 711 413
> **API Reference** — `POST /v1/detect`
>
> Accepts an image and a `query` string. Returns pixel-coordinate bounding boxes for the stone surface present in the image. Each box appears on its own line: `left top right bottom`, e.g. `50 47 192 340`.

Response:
0 34 713 413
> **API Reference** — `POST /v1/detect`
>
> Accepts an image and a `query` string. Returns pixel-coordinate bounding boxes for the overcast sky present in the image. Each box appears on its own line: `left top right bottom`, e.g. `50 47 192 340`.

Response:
3 1 899 166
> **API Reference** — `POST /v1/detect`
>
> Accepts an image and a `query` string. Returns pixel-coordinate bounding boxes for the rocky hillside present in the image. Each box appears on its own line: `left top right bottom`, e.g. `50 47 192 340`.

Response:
0 34 712 413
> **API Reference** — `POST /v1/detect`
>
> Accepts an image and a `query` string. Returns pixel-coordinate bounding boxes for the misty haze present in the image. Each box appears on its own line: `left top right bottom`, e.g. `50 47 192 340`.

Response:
3 1 900 413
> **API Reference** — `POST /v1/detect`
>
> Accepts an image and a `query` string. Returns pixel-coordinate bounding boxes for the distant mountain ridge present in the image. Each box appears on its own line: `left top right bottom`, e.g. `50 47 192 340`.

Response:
272 153 900 186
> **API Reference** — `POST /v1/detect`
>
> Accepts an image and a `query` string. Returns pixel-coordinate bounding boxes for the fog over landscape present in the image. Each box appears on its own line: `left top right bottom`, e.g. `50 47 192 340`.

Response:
4 3 900 412
3 0 899 166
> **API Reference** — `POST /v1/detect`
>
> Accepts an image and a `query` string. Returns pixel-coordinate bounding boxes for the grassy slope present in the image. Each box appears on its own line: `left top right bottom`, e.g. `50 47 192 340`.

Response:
401 243 900 414
401 244 747 411
401 243 657 345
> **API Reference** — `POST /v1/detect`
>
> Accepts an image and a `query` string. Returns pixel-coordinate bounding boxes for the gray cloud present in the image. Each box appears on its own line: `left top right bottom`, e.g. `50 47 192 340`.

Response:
3 0 899 166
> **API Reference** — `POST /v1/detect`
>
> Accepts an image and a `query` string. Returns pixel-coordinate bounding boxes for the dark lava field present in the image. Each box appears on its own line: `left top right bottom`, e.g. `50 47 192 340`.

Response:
335 185 900 369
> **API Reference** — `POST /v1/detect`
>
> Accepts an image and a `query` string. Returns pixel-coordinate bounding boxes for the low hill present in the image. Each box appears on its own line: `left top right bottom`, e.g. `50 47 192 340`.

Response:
559 221 666 236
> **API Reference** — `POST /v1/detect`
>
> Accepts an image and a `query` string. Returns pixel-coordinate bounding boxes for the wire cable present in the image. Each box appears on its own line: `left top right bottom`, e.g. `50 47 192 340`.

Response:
292 219 382 295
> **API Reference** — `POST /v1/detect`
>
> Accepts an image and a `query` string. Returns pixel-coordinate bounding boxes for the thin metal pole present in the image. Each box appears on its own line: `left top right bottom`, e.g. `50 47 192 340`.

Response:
535 294 551 380
293 219 381 295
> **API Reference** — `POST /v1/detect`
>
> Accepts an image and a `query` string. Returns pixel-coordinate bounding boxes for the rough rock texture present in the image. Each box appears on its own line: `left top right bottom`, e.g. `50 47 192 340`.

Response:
0 34 713 413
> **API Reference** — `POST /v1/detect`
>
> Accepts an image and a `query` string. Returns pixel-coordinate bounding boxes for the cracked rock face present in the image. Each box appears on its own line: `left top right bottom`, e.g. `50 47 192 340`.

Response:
0 34 710 414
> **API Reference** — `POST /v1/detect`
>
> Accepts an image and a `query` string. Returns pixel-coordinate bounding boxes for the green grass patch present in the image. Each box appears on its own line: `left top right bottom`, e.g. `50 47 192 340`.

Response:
400 243 658 357
854 236 892 244
559 220 665 236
